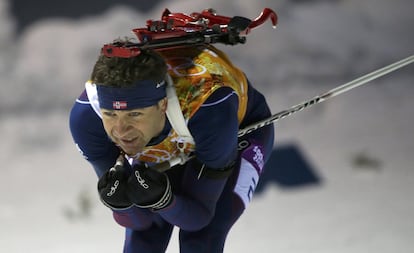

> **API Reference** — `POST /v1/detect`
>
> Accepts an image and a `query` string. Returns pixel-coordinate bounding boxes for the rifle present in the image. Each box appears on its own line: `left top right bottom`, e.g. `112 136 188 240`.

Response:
101 8 278 57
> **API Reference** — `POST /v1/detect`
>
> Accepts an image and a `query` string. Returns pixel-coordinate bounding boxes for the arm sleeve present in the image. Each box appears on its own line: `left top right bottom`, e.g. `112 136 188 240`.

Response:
188 86 239 169
69 95 120 177
240 82 275 162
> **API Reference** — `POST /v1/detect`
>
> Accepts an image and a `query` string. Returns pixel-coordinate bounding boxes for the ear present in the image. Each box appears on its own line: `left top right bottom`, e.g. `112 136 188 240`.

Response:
158 97 168 112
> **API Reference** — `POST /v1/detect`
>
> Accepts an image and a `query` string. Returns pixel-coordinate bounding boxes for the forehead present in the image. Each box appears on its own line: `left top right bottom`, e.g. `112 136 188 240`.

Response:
100 106 153 113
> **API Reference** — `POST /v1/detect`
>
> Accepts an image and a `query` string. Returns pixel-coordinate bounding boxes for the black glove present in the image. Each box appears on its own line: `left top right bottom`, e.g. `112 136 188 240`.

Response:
127 163 172 210
97 162 133 210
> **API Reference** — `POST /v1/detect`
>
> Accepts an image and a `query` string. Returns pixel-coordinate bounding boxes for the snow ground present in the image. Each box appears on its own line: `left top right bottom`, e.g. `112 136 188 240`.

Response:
0 0 413 252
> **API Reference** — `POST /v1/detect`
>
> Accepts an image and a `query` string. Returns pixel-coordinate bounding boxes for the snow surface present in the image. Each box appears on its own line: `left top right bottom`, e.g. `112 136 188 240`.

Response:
0 0 413 252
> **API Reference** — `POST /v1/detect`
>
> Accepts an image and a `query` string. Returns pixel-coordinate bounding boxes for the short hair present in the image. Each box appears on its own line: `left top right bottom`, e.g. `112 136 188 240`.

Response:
91 39 167 87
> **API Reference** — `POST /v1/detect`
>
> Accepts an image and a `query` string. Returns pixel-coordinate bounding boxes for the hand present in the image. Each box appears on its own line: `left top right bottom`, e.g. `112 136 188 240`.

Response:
127 164 172 210
97 163 133 210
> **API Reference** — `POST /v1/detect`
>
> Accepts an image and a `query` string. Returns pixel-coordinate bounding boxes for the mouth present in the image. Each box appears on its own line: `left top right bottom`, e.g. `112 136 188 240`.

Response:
119 137 138 146
117 136 145 154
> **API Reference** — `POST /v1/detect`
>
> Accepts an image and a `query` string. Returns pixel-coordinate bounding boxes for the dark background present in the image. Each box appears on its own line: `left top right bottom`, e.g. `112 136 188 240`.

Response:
11 0 163 34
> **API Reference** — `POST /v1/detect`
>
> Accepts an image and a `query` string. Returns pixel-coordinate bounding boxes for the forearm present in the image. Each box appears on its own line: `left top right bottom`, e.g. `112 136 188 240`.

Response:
157 167 228 231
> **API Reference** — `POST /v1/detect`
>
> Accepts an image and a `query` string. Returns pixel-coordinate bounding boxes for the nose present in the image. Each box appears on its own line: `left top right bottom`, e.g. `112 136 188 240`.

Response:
113 117 131 137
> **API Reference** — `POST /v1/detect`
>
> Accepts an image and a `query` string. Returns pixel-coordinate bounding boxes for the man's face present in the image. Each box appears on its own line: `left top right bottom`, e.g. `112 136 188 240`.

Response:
100 99 167 156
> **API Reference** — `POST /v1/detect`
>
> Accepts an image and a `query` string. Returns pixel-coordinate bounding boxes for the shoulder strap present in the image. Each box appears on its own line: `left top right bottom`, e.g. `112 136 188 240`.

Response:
165 74 195 145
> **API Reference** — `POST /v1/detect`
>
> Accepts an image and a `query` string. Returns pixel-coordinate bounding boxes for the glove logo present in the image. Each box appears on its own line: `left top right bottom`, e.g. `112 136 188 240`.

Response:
135 171 149 189
107 180 119 197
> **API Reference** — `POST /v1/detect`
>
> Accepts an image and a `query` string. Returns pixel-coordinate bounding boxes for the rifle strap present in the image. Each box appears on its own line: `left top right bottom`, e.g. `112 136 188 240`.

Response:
165 74 195 145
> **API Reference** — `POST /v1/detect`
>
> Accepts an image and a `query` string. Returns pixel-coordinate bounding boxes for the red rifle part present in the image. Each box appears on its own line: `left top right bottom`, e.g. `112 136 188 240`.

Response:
102 8 278 58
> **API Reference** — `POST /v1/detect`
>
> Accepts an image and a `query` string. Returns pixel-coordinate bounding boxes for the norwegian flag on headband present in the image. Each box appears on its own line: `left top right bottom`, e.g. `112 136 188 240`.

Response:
112 101 128 109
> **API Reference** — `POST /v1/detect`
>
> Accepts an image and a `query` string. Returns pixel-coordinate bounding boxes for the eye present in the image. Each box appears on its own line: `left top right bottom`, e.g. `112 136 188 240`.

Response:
102 111 116 117
128 111 142 117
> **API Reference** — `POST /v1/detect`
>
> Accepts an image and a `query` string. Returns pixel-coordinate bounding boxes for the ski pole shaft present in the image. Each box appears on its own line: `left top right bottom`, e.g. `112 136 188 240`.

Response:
238 54 414 137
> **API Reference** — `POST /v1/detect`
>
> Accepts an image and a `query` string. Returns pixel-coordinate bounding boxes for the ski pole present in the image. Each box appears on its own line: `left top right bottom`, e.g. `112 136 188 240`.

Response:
238 54 414 137
153 54 414 172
